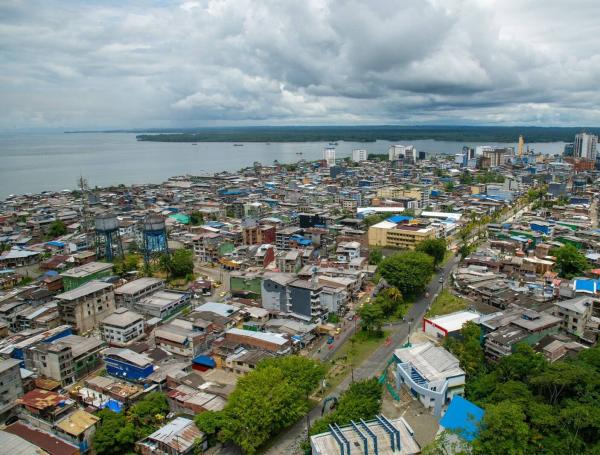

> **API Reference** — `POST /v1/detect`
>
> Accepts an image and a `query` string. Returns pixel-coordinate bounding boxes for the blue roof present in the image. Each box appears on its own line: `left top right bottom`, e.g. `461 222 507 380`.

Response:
46 241 65 247
386 215 414 223
574 279 598 294
439 396 484 442
193 355 216 368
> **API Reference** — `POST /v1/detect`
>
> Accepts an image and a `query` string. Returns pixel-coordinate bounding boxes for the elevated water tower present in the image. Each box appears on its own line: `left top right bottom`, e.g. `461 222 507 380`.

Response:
95 213 124 261
143 214 169 263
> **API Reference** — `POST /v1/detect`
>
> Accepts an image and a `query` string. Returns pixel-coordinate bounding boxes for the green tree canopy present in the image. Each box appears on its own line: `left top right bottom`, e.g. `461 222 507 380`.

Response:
309 378 383 436
358 303 385 336
196 356 323 455
93 392 169 455
377 250 434 298
189 211 205 225
416 238 447 267
159 249 194 279
47 219 67 238
551 244 589 278
368 248 383 265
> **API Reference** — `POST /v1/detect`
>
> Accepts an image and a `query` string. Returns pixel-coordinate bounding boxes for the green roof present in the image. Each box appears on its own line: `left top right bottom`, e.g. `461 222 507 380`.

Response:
169 213 190 224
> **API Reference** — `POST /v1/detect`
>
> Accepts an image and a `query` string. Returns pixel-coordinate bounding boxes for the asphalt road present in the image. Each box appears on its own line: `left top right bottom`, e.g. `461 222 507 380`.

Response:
263 254 461 455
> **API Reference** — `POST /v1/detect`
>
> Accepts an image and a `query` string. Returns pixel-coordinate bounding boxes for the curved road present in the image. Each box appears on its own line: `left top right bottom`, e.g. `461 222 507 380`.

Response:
264 254 461 455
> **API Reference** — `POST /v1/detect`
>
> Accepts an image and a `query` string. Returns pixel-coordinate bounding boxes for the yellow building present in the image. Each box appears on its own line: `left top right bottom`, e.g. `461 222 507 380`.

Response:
368 220 436 249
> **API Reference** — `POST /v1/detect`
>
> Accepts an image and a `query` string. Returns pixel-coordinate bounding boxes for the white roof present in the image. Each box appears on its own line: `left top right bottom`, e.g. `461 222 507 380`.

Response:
421 211 462 221
61 261 113 278
426 311 480 333
357 207 405 214
227 328 288 345
371 220 397 229
115 277 163 295
395 342 464 384
194 302 238 317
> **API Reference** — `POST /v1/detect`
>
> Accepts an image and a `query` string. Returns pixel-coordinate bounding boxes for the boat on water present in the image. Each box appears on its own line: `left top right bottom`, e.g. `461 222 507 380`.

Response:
192 143 197 145
329 142 338 146
233 144 244 147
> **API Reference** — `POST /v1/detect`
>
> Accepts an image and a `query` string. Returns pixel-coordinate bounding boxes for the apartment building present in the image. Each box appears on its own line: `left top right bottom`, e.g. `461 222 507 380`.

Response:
134 290 191 319
101 308 145 347
60 262 113 291
0 359 23 421
553 296 594 337
56 281 116 334
114 277 164 309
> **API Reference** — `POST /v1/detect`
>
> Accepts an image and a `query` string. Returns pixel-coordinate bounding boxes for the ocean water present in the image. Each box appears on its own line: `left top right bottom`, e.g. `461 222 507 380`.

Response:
0 132 566 199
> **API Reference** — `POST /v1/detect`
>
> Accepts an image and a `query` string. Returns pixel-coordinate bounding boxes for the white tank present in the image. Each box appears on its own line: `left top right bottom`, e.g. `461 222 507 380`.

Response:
144 214 166 232
95 213 119 232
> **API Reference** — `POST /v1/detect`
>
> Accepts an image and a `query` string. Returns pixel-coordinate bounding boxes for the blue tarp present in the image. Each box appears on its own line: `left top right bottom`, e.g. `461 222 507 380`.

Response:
386 215 414 223
104 399 123 413
439 396 484 442
193 355 216 368
46 241 65 247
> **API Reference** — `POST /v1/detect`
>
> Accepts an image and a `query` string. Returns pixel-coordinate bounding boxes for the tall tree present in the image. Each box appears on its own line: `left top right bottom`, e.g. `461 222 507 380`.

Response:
551 244 589 278
416 238 447 267
473 401 530 455
358 303 384 336
377 250 434 298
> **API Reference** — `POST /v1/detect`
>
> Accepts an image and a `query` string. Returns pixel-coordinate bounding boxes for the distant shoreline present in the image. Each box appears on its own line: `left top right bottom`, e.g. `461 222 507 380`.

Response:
59 125 596 143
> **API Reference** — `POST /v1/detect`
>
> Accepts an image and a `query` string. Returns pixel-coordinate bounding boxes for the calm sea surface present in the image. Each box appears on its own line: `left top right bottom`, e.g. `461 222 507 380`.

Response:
0 132 566 199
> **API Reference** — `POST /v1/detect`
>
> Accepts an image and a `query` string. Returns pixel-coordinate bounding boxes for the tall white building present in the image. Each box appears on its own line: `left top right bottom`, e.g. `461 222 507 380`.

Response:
574 133 597 160
388 144 416 162
323 147 336 167
351 149 367 162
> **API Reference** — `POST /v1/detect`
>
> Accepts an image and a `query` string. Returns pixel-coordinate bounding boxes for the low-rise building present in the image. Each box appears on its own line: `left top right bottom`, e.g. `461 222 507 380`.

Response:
155 319 205 359
0 359 23 421
310 414 420 455
114 277 165 309
56 280 116 334
136 417 207 455
134 290 191 319
553 296 595 337
101 307 145 347
368 220 436 249
103 347 155 382
394 342 465 416
55 409 99 453
25 335 104 386
225 328 291 354
423 311 480 339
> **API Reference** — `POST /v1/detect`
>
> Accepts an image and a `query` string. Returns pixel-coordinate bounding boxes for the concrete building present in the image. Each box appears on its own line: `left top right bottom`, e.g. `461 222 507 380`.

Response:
388 144 416 162
0 359 23 421
288 279 324 321
114 277 165 309
336 241 361 263
56 280 116 334
155 319 205 359
134 290 191 319
261 273 295 313
310 414 420 455
394 342 465 416
553 296 594 338
103 347 155 381
368 221 435 249
25 335 104 386
323 147 336 167
60 262 113 291
101 307 145 347
574 132 597 160
351 149 368 162
55 409 99 454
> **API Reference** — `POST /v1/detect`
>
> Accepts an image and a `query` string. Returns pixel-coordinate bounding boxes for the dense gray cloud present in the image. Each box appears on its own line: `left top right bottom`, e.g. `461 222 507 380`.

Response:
1 0 599 130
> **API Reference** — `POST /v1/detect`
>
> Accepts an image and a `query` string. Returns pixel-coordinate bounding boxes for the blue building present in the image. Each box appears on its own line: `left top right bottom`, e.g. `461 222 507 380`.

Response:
103 348 154 381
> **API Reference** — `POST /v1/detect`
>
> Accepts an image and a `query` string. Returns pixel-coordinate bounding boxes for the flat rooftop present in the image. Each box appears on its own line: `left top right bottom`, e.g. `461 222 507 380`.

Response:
115 277 164 295
56 280 112 300
61 262 113 278
425 311 480 333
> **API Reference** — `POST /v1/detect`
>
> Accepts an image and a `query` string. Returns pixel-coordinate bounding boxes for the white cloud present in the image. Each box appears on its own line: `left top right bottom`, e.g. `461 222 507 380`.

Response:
1 0 600 130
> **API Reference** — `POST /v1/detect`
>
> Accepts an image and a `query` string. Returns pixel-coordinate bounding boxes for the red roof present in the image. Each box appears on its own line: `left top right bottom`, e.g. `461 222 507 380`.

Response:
17 388 65 410
5 422 80 455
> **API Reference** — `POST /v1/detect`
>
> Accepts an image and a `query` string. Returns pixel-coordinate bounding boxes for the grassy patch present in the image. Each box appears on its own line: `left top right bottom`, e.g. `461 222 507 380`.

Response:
323 330 389 391
426 290 468 317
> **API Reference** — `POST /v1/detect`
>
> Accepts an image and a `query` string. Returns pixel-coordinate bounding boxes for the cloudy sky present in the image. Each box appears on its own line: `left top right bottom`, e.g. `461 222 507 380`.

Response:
1 0 599 130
